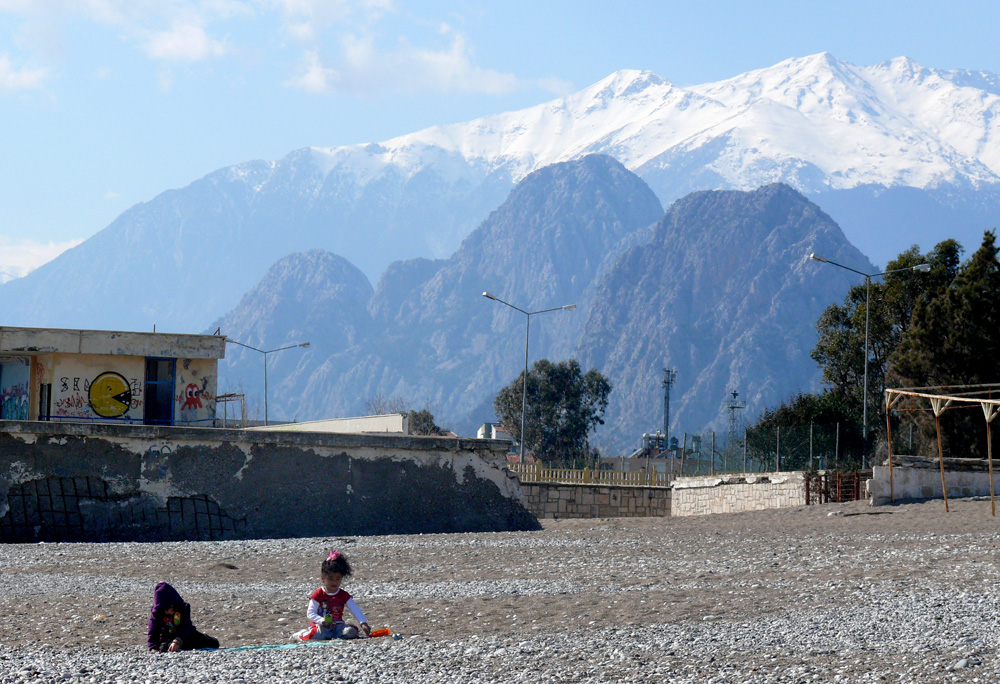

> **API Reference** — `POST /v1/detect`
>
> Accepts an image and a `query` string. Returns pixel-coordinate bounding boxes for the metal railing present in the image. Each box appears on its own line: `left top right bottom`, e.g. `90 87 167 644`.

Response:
509 464 671 487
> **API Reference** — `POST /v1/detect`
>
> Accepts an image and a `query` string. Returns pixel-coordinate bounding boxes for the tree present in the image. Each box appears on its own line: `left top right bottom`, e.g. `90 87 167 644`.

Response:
810 239 961 447
889 231 1000 457
407 409 441 436
364 393 408 415
745 391 864 471
493 359 611 467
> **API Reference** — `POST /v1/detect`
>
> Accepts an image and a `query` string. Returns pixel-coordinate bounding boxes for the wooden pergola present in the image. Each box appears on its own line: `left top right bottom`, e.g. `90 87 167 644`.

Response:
884 384 1000 514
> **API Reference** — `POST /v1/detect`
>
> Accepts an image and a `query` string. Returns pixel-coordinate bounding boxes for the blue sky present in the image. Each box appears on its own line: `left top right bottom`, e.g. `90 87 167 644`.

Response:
2 0 999 277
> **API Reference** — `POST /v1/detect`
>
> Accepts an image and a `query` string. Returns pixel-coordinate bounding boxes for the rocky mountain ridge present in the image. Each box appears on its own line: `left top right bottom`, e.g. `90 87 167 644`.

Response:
215 157 872 451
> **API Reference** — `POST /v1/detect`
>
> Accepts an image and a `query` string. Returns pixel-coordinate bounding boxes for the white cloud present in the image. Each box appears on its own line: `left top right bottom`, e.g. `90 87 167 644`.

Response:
0 53 47 91
284 49 338 93
285 29 520 96
0 237 83 283
104 190 119 199
266 0 375 43
143 21 227 61
2 1 531 97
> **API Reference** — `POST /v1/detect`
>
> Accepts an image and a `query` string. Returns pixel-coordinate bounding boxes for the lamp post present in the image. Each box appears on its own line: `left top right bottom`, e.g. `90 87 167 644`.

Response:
225 338 310 426
808 253 930 464
482 292 576 464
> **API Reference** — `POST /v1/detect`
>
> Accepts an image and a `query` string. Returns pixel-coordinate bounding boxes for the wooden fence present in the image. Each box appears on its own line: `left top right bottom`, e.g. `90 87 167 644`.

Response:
509 464 671 487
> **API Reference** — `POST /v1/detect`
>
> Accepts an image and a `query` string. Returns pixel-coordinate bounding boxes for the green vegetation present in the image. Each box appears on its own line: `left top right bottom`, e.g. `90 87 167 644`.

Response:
751 230 1000 461
493 359 611 468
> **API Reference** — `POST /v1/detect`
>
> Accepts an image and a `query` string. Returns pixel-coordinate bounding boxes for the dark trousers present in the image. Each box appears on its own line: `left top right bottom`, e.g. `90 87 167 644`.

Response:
156 630 220 652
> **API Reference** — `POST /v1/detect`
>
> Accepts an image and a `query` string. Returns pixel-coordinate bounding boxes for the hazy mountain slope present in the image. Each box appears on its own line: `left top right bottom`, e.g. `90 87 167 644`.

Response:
576 183 875 449
210 249 374 417
215 161 872 453
4 52 997 334
217 155 664 426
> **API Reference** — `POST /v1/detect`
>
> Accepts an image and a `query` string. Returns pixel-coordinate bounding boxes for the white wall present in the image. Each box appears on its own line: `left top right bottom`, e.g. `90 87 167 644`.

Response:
249 413 408 434
870 465 1000 505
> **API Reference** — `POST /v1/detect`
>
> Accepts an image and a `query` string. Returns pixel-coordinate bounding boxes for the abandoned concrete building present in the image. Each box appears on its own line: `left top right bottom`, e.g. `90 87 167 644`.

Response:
0 325 225 426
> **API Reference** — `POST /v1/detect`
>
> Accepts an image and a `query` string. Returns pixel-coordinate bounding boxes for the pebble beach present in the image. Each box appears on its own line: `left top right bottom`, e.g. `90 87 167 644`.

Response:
2 498 999 683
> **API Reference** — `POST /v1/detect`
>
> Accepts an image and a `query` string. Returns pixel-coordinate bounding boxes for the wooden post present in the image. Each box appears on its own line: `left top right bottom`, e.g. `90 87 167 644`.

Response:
886 401 895 503
936 413 949 513
982 402 998 517
990 420 996 518
743 428 747 473
930 397 951 513
681 433 687 477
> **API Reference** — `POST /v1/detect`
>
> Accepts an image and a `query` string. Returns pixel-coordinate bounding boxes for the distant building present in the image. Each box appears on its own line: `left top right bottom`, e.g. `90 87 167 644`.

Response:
477 422 517 452
0 326 225 426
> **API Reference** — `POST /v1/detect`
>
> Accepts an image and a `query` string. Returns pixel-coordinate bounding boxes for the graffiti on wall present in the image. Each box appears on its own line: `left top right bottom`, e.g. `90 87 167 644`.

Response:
1 382 28 420
88 372 133 418
175 359 215 424
56 373 143 419
0 359 30 420
180 383 203 411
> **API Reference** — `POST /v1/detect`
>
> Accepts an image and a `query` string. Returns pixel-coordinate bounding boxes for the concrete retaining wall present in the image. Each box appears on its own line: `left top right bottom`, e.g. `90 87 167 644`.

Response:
869 465 1000 505
671 472 807 517
0 421 536 542
519 482 670 519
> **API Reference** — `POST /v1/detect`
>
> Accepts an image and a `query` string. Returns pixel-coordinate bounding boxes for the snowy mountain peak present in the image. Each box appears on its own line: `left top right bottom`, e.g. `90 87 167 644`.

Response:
586 68 674 97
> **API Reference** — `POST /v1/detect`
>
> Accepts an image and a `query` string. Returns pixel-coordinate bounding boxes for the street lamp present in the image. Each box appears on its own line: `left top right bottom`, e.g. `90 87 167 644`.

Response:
482 292 577 464
808 253 930 464
225 338 310 426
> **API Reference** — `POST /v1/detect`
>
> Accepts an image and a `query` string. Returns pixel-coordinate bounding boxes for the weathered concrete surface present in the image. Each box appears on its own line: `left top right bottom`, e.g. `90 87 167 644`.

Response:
869 464 1000 506
0 421 537 542
0 326 226 359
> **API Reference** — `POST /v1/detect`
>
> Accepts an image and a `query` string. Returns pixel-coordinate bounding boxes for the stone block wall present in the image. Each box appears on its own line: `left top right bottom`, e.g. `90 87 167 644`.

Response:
519 482 670 519
671 472 807 517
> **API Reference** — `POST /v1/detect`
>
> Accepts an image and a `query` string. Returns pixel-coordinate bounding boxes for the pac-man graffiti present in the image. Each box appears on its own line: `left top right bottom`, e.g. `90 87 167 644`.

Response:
88 371 133 418
180 383 202 411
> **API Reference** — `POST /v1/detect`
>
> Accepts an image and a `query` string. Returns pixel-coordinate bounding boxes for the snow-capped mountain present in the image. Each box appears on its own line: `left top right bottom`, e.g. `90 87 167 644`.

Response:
1 53 997 333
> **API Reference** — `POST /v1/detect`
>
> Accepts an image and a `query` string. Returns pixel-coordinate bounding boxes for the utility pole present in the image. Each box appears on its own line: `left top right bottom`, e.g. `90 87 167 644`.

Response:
726 390 745 471
662 367 677 448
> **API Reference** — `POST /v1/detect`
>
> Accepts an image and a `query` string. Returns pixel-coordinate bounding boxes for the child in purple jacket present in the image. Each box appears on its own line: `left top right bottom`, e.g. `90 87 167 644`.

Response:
147 582 219 652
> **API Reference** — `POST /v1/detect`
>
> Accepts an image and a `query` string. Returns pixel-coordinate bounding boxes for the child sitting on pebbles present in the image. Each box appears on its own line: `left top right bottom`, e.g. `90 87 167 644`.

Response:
293 550 371 641
147 582 219 652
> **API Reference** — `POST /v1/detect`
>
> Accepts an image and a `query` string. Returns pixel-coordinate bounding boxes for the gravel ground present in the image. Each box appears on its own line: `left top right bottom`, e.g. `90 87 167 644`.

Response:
2 498 1000 683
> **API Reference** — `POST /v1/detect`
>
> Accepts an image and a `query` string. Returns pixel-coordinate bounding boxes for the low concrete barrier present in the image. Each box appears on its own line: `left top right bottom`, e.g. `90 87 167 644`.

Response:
0 421 537 542
870 464 1000 505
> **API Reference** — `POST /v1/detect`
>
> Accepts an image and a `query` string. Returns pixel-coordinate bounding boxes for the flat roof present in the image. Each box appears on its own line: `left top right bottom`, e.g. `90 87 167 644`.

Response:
0 326 226 360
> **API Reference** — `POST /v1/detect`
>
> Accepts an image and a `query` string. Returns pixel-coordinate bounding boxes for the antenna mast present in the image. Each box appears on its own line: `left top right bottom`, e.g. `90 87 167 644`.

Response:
662 367 677 446
726 389 746 450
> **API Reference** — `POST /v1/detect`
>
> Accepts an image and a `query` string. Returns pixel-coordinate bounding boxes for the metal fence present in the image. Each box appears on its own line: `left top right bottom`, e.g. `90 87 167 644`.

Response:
510 463 671 487
673 422 864 476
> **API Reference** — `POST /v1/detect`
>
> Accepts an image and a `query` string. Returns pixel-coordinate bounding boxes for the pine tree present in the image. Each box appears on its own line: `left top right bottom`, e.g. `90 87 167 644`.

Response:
889 231 1000 457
